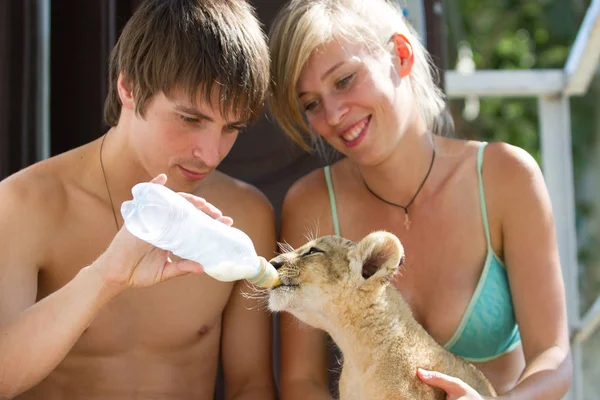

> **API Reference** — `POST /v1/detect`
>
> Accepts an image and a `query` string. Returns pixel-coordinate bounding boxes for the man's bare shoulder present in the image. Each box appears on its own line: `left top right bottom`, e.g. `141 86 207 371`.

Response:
0 157 69 224
204 171 276 259
211 171 271 207
0 156 74 273
200 170 274 226
0 140 101 229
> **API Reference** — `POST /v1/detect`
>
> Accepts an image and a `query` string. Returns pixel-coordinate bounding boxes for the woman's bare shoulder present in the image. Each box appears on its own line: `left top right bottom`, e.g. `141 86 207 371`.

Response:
482 142 542 186
281 162 345 245
479 141 548 221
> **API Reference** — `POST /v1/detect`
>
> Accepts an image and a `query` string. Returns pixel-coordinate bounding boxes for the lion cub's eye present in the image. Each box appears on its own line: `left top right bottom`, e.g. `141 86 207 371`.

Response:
303 247 324 256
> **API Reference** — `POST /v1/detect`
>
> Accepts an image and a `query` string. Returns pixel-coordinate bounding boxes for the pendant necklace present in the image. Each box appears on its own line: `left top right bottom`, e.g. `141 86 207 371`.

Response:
362 146 435 230
100 133 120 232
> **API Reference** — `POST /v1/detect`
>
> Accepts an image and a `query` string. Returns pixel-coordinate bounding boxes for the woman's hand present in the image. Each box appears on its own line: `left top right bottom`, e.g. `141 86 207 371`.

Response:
417 369 492 400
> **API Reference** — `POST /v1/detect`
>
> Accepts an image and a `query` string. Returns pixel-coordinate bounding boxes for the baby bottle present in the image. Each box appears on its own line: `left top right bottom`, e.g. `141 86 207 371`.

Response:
120 182 279 288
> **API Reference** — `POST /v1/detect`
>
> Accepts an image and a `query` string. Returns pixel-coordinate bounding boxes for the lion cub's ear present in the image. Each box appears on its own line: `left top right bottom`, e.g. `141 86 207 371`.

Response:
350 231 404 284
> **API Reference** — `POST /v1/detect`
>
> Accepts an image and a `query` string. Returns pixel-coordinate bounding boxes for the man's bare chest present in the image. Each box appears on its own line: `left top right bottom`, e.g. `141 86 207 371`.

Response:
37 213 234 354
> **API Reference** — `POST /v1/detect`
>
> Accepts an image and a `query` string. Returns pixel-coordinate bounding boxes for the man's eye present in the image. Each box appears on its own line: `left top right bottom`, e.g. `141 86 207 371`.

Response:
181 115 200 123
304 247 324 256
224 125 245 134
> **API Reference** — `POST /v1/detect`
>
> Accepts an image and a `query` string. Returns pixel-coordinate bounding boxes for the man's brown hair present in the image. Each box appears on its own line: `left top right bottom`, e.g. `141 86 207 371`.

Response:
104 0 270 126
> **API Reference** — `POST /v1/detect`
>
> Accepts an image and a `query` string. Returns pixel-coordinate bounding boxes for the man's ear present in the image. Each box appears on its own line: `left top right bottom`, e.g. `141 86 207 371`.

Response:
117 73 136 111
390 33 414 78
350 231 404 284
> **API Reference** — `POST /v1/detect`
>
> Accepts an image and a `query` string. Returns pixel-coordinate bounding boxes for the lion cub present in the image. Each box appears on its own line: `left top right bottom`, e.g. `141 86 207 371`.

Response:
268 231 496 400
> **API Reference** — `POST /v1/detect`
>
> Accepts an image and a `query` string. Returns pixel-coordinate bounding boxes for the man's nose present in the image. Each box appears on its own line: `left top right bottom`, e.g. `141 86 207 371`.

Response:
191 131 221 168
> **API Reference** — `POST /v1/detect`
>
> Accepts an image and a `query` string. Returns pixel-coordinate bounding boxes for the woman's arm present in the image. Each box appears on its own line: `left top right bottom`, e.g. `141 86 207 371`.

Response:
493 143 571 398
420 143 572 399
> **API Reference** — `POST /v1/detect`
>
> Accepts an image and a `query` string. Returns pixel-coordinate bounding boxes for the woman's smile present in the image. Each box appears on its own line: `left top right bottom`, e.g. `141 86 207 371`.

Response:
340 115 371 148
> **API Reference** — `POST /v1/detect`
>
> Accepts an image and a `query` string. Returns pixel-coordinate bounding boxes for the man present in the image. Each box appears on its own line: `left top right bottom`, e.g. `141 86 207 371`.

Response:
0 0 276 398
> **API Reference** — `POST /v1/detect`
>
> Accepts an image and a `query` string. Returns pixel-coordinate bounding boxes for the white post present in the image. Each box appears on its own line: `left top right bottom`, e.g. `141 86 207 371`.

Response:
538 95 581 400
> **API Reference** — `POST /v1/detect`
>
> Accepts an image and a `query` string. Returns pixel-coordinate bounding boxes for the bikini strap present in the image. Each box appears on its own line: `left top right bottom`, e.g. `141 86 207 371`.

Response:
477 143 492 248
324 166 341 236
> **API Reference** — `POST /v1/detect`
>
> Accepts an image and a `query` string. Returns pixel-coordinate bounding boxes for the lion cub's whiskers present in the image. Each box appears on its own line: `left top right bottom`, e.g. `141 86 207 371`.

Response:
303 218 320 242
240 282 270 311
277 241 295 254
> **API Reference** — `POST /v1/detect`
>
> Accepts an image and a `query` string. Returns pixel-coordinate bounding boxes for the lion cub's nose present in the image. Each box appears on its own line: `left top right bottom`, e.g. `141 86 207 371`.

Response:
269 258 285 270
271 261 284 270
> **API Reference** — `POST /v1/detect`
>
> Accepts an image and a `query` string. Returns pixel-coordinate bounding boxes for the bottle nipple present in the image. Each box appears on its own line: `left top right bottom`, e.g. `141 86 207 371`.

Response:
247 257 280 288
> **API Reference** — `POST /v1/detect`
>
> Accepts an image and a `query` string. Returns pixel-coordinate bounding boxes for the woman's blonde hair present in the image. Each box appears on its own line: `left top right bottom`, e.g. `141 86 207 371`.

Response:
269 0 452 150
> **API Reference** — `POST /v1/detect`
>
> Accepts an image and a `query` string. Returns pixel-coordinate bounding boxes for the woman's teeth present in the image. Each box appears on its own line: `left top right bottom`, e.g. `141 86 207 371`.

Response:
342 118 368 141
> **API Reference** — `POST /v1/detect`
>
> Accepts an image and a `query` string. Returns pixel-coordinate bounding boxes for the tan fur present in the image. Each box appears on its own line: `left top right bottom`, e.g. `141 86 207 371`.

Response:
268 231 497 399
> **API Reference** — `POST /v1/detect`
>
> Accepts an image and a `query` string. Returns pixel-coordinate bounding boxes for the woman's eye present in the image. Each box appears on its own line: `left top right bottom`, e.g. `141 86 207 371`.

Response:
304 247 324 256
304 100 319 112
335 73 355 89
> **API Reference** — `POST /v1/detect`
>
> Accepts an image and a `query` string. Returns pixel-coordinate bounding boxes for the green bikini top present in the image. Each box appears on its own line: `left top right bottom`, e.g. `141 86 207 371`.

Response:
324 143 521 362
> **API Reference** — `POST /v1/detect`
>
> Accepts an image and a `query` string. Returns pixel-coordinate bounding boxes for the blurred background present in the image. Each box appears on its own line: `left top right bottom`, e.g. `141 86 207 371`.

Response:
0 0 598 399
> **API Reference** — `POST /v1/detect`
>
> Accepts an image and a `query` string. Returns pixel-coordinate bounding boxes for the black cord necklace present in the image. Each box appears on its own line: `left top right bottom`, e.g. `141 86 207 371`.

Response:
100 133 120 232
363 146 435 230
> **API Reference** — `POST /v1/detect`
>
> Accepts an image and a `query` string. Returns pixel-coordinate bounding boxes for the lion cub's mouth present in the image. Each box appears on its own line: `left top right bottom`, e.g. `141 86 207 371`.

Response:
268 258 301 290
270 278 300 290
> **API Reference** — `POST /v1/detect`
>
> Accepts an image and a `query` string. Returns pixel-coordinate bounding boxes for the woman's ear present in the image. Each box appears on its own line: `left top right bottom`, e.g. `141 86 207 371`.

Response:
117 73 136 111
391 33 414 78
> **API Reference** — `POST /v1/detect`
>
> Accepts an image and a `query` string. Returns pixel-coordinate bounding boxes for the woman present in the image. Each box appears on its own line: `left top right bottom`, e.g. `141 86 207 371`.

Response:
268 0 572 398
